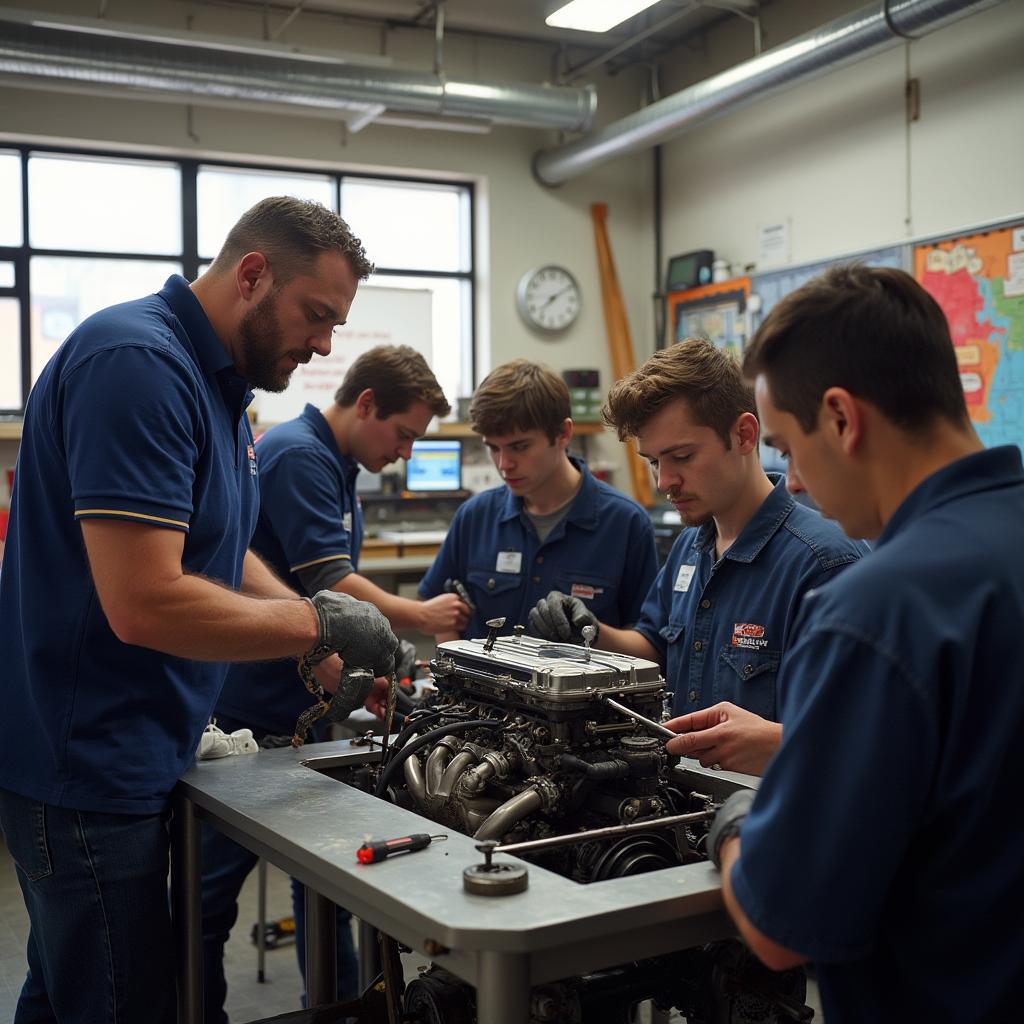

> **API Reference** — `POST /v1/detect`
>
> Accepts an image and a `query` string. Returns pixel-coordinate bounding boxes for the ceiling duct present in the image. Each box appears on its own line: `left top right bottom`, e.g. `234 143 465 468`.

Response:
0 7 596 133
534 0 1005 185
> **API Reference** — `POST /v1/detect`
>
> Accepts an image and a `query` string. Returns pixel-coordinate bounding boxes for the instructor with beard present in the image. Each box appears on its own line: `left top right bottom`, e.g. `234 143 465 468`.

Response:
0 197 400 1023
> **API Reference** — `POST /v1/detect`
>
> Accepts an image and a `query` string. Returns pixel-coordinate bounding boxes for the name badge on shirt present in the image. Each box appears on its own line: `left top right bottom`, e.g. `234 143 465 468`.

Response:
342 512 353 532
496 550 522 574
674 564 696 592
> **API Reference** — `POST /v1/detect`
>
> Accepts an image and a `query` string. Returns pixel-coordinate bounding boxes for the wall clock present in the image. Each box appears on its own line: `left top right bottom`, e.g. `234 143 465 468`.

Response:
516 265 581 333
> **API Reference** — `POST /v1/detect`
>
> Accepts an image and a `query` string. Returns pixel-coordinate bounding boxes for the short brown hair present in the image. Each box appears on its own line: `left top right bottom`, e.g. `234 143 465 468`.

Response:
209 196 373 284
469 360 570 442
335 345 450 419
742 264 968 433
603 338 755 446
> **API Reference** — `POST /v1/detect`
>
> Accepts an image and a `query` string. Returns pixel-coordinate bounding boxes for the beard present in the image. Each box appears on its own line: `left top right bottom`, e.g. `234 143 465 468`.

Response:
237 291 302 393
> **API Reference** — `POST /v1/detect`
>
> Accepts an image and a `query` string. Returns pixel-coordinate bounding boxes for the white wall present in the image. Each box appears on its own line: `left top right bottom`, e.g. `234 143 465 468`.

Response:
657 0 1024 272
0 0 657 491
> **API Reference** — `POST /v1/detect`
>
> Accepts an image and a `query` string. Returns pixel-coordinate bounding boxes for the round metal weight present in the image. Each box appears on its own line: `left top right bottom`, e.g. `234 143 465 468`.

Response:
462 862 529 896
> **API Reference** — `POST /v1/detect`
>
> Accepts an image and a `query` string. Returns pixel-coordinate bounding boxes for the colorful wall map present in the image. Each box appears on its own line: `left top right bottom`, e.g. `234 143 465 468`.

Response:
915 224 1024 453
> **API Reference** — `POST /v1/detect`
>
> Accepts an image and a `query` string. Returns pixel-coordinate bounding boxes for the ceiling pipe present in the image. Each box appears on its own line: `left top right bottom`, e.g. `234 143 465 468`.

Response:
0 7 596 133
534 0 1005 185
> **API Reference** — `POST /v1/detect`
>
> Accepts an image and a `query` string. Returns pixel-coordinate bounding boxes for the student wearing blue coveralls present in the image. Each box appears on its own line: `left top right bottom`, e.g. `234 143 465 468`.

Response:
530 338 866 776
201 345 466 1021
419 359 658 643
705 265 1024 1022
0 197 400 1024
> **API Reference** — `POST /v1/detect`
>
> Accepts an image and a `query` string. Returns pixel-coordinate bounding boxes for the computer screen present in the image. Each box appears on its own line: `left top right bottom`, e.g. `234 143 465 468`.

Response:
405 440 462 492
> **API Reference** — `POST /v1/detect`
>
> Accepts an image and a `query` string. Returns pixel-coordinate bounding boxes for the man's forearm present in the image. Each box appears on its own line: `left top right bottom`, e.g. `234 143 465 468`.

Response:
597 624 660 660
241 549 298 600
115 571 319 661
334 572 425 630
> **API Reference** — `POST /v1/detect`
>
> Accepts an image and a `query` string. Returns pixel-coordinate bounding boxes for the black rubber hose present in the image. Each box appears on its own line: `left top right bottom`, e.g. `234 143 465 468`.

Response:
374 719 506 798
381 708 446 770
559 754 630 781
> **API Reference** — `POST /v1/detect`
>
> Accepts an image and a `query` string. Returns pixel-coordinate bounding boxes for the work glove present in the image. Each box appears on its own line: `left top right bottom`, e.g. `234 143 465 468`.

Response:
306 591 399 678
395 638 419 682
528 590 600 645
706 789 756 870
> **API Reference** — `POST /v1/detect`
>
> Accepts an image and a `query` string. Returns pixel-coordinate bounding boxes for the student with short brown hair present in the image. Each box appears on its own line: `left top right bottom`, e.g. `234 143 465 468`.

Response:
530 338 865 776
419 358 659 643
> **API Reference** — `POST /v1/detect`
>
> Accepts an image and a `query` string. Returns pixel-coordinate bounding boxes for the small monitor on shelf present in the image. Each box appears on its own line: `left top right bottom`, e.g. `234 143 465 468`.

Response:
405 440 462 493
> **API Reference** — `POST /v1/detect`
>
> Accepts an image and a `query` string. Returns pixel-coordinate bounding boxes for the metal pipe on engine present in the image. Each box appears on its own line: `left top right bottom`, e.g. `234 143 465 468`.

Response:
435 750 477 801
473 786 544 842
403 749 426 804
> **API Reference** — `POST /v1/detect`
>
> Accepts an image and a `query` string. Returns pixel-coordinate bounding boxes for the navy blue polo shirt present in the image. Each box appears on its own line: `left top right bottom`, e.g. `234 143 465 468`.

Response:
419 457 658 639
731 447 1024 1022
635 476 866 717
216 404 362 735
0 276 258 814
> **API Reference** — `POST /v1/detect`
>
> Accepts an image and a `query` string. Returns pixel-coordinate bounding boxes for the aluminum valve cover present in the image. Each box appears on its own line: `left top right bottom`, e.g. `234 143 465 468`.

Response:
433 634 663 706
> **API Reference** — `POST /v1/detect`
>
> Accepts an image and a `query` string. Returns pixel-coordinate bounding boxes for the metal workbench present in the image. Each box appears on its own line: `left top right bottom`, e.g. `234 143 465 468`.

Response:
171 739 754 1024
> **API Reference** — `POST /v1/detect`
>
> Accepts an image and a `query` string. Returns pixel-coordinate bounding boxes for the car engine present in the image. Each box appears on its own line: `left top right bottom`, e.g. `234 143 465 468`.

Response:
337 624 812 1024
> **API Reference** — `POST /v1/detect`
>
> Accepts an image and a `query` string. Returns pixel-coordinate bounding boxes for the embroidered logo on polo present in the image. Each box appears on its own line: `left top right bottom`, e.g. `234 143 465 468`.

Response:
246 444 257 476
342 512 353 532
732 623 769 649
570 583 603 601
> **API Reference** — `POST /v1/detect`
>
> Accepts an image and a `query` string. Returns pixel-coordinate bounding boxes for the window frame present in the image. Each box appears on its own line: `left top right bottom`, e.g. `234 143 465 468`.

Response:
0 142 476 416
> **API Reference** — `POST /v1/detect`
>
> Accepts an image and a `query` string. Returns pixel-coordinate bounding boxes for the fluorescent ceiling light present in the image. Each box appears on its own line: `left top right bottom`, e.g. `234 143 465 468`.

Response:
546 0 662 33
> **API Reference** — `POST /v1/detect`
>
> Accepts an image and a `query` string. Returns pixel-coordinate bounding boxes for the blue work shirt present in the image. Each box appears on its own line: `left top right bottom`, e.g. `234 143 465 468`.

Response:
0 276 258 814
216 404 362 736
635 476 866 718
419 457 658 640
731 446 1024 1022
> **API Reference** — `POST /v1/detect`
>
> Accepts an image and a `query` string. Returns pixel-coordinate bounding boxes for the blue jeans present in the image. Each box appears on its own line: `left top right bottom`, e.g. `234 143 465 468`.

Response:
0 786 175 1024
201 824 358 1023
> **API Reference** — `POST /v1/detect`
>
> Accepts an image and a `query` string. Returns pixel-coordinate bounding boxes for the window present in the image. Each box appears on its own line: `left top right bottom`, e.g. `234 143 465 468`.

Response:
0 146 475 416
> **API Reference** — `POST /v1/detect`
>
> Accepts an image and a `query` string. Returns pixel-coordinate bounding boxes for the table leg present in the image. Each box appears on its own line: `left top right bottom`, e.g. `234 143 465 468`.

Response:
304 888 337 1007
476 950 531 1024
171 790 203 1024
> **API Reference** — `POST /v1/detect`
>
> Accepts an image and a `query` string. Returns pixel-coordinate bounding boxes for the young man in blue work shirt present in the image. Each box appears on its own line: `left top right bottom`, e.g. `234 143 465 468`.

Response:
706 265 1024 1022
419 359 658 642
531 338 865 776
202 345 466 1021
0 197 400 1023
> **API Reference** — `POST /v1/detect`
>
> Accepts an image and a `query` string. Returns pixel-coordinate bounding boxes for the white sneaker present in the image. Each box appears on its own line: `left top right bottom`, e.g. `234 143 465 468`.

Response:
197 722 259 760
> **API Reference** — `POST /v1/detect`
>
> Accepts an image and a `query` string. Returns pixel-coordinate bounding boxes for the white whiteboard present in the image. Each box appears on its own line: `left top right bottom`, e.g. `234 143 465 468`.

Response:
253 285 432 425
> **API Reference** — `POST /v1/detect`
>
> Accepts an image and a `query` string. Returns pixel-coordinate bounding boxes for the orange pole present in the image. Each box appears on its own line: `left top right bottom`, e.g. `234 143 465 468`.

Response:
591 203 654 507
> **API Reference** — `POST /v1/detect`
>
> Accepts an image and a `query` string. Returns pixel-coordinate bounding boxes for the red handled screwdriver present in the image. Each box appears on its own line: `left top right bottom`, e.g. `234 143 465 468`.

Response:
357 833 448 864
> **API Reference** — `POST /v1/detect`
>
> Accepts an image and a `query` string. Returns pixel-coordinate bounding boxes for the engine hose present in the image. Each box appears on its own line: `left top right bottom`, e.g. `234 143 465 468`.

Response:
373 719 506 798
381 709 446 770
394 686 419 713
559 753 630 781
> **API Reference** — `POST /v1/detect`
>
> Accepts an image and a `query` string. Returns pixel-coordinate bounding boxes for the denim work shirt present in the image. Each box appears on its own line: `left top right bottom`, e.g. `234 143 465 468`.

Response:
634 475 867 718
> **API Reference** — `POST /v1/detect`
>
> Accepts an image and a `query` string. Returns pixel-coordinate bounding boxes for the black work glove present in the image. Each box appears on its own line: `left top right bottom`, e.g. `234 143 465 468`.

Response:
306 591 399 677
528 590 600 645
707 789 756 870
395 638 419 682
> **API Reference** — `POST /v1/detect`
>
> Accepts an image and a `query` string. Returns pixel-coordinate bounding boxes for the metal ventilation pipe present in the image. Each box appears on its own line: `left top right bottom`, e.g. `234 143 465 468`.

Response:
0 10 596 133
534 0 1005 185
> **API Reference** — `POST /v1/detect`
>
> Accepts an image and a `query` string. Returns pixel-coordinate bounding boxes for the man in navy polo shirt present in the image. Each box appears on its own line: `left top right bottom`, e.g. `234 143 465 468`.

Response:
705 265 1024 1022
532 338 865 776
0 197 400 1023
419 359 658 643
202 345 467 1021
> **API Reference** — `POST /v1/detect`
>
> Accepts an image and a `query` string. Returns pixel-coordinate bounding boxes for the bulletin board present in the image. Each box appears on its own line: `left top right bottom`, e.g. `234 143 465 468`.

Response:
252 285 432 426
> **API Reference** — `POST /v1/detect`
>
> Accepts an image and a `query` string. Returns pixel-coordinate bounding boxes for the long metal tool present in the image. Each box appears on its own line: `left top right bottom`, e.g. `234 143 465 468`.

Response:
602 695 678 740
492 809 714 857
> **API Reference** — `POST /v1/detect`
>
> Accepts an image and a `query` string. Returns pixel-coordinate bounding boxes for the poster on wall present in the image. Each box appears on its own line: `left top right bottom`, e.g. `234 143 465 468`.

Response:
914 222 1024 454
668 278 751 355
252 286 432 428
